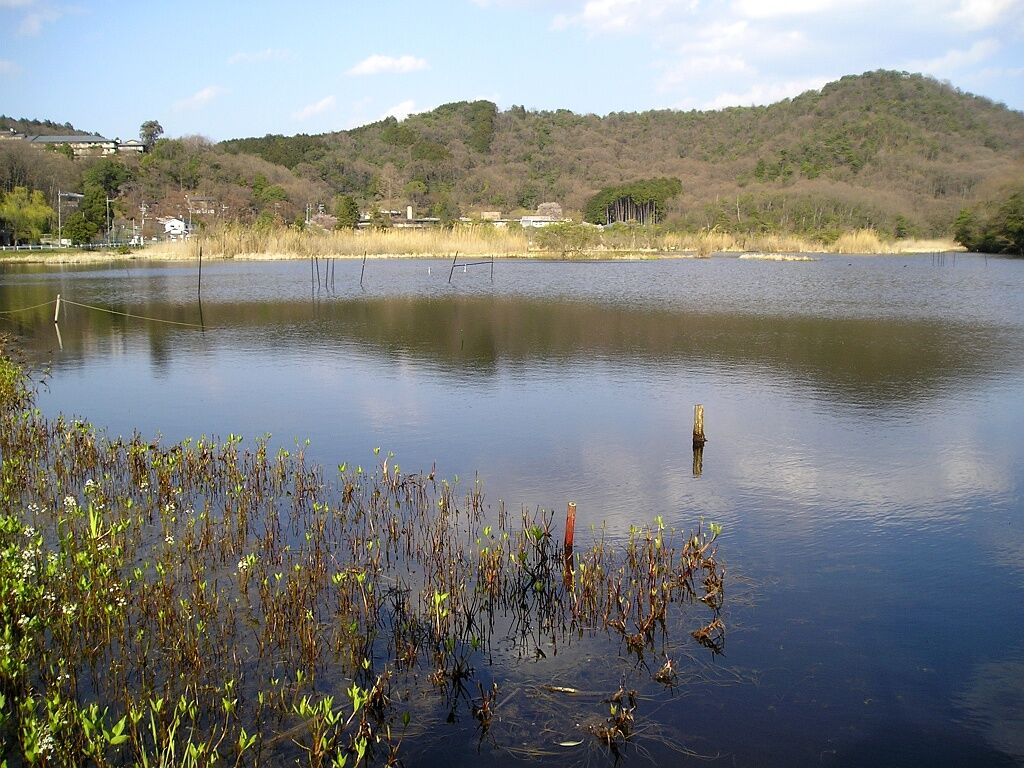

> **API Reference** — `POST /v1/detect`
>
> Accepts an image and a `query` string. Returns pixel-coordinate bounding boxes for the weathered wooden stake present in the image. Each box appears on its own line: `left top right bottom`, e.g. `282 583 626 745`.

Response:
564 501 576 553
448 251 459 283
197 245 203 296
360 252 367 286
692 445 703 478
692 404 706 449
54 293 61 323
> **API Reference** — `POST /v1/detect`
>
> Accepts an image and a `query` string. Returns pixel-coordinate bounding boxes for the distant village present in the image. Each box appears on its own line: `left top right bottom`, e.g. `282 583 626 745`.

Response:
0 128 145 156
1 128 570 247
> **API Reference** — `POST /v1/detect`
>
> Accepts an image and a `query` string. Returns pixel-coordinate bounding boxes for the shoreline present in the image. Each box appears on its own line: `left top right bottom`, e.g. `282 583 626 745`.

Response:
0 241 965 265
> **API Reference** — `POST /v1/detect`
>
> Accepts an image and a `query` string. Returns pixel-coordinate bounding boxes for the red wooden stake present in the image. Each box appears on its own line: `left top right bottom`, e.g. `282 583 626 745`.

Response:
565 501 576 553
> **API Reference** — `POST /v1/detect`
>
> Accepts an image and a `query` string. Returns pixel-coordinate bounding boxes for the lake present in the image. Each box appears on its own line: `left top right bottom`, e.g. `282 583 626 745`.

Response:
3 253 1024 766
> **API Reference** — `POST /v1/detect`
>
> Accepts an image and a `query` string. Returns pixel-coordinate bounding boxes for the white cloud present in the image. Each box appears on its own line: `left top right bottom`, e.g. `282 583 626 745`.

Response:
698 75 830 110
659 54 755 90
731 0 854 18
907 39 1000 76
347 54 428 76
173 85 225 112
0 59 20 75
228 48 290 65
379 100 417 121
552 0 696 31
18 6 63 34
683 19 752 53
949 0 1021 29
293 95 336 121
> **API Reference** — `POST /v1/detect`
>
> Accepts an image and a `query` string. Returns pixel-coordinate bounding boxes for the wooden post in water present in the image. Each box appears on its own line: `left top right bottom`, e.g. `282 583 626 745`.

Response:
315 256 320 288
692 404 706 449
564 502 576 554
197 245 203 296
692 445 703 478
448 251 459 284
54 293 61 323
360 252 367 287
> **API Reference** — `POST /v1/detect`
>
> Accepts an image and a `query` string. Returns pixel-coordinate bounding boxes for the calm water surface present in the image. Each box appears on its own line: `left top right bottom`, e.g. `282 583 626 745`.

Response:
3 254 1023 766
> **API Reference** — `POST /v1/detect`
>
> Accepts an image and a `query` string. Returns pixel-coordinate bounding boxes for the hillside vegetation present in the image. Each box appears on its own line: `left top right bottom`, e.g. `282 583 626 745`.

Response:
220 70 1024 240
2 71 1023 246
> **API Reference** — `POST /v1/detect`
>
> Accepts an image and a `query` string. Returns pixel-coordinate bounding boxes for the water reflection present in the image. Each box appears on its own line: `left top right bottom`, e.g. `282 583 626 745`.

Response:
3 256 1024 767
960 661 1024 762
6 292 1021 409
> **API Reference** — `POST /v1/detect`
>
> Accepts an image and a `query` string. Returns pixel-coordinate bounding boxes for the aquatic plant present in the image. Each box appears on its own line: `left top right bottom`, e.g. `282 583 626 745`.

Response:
0 344 726 764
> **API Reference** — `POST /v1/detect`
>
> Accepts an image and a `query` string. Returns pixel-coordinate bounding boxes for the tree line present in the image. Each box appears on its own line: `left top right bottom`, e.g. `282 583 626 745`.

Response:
3 71 1024 251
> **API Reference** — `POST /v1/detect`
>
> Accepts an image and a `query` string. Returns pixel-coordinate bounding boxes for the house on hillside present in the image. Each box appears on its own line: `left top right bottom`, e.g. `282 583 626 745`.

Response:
1 130 149 156
159 217 189 240
25 134 118 156
117 139 145 154
186 195 219 216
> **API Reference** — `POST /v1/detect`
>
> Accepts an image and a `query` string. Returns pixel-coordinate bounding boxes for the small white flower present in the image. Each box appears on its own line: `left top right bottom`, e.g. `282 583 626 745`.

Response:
63 495 78 510
38 730 55 756
165 535 174 545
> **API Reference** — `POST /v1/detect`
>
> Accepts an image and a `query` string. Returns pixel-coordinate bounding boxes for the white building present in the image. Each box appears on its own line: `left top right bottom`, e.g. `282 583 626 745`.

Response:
160 217 189 240
519 215 558 228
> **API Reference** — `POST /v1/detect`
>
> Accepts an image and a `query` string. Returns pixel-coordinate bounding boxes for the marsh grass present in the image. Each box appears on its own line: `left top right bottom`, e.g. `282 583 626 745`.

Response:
138 223 958 262
0 347 725 766
161 223 531 260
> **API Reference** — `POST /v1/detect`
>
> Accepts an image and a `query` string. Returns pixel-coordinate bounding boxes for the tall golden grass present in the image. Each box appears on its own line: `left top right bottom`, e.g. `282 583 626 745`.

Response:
177 223 530 259
134 224 962 261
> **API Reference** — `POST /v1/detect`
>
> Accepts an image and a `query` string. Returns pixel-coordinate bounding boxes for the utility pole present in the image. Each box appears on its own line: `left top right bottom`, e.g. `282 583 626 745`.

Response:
105 196 113 244
57 191 83 246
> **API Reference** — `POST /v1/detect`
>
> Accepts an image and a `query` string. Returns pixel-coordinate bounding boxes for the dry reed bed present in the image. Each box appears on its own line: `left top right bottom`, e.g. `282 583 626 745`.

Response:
177 225 959 259
1 225 959 264
0 350 724 765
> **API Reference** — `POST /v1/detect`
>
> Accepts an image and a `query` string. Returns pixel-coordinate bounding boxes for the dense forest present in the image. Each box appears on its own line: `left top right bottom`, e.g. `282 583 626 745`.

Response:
2 70 1024 245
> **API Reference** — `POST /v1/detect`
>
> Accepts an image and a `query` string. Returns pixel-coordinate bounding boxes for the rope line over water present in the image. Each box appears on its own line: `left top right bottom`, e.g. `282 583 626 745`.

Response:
0 296 208 329
60 299 208 329
0 299 58 315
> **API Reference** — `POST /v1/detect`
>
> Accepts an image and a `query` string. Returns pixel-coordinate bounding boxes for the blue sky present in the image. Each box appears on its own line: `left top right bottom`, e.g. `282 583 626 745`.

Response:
2 0 1022 141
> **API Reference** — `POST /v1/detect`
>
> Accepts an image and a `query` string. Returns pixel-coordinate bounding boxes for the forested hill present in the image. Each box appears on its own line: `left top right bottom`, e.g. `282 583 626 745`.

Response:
0 116 87 135
221 70 1024 237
